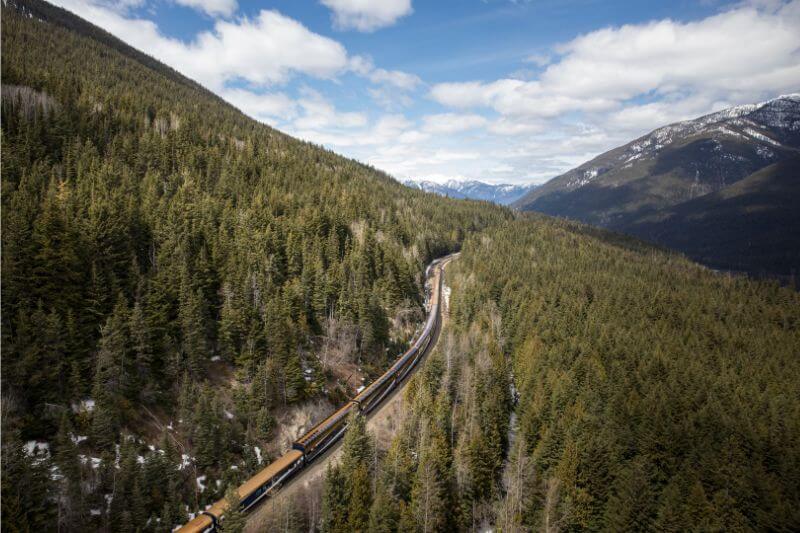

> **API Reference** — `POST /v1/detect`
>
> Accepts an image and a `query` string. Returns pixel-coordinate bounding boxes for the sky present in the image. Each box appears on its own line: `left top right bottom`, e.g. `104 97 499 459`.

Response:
48 0 800 185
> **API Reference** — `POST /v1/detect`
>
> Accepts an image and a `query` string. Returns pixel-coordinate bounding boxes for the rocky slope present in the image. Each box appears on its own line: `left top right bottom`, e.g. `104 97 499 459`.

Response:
516 95 800 277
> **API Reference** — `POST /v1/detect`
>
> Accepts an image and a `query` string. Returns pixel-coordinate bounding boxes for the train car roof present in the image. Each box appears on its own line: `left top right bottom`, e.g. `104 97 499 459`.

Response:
177 512 213 533
295 401 355 446
237 449 304 500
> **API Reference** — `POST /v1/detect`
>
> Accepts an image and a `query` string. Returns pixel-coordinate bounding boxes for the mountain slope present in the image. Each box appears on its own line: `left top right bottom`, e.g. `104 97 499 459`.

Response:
515 95 800 277
0 1 510 530
404 179 537 205
629 155 800 277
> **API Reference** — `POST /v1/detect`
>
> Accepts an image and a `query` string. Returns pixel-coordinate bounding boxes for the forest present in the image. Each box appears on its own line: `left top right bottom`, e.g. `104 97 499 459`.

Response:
310 217 800 532
1 2 508 530
3 0 800 532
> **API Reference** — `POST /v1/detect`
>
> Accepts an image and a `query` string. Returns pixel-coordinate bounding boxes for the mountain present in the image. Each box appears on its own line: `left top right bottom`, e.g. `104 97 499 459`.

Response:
0 1 509 530
405 179 537 205
515 95 800 278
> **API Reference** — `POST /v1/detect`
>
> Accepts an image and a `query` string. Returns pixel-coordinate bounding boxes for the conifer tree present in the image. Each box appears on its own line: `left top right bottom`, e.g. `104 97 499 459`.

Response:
321 463 348 533
221 485 246 533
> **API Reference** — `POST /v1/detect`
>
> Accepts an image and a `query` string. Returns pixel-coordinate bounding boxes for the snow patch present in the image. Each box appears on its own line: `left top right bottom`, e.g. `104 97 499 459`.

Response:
743 127 783 147
71 399 95 413
180 454 193 470
24 441 49 458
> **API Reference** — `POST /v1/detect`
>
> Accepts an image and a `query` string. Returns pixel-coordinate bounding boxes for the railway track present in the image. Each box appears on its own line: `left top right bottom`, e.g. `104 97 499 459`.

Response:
178 254 455 533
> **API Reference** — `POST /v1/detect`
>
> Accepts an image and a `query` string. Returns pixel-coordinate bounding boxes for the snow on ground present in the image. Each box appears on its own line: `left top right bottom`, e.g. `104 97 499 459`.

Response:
180 454 193 469
79 455 103 469
71 398 95 413
254 446 263 465
24 440 49 457
196 475 207 492
71 434 88 445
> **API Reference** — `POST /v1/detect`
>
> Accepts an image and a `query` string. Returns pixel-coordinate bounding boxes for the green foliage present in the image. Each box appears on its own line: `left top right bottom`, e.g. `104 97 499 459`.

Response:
222 485 246 533
0 1 508 530
448 216 800 531
321 414 375 533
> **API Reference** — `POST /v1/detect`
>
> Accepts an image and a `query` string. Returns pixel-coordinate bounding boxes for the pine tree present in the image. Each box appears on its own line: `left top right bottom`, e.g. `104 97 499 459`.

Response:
369 479 400 533
129 298 155 402
603 459 654 531
54 412 85 531
321 463 349 533
180 282 210 376
221 485 246 533
347 464 372 532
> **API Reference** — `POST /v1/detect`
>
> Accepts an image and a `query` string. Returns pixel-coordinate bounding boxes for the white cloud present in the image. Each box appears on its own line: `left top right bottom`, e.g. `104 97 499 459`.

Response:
320 0 413 32
368 68 421 90
52 0 350 90
431 1 800 120
292 88 368 130
524 52 551 67
350 56 422 108
422 113 488 134
487 117 544 136
174 0 237 18
220 88 297 122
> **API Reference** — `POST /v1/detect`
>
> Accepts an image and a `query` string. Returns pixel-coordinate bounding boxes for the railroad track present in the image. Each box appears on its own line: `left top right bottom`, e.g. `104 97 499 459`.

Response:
178 254 456 533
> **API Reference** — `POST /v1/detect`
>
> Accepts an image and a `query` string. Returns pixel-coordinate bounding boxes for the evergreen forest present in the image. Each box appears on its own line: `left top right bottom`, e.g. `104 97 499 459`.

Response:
2 1 800 532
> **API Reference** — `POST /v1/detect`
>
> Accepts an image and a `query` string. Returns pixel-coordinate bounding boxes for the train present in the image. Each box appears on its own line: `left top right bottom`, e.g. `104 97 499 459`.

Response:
177 255 452 533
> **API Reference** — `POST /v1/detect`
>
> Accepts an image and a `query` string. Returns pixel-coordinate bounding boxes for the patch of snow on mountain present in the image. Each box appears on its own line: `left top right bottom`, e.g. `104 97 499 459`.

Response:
743 127 783 147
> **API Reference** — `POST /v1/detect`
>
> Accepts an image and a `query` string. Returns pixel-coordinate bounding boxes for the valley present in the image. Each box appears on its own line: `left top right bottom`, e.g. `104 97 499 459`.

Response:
2 0 800 532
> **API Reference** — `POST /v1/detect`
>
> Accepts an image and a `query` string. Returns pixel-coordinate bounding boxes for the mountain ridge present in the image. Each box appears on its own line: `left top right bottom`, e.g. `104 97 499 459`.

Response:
404 179 537 205
515 94 800 277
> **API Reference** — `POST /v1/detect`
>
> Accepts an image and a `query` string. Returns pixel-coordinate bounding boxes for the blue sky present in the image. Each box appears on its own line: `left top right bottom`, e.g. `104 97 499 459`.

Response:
51 0 800 184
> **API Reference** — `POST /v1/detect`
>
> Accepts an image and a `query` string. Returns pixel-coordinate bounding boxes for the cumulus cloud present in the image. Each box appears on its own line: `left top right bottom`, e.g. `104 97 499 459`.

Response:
52 0 350 90
422 113 488 134
174 0 237 18
292 88 368 131
431 1 800 121
320 0 413 32
220 88 297 122
368 68 421 91
347 56 422 109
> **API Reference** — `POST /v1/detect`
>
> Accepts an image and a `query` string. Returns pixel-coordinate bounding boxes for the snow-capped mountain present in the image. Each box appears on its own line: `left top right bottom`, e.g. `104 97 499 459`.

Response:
515 94 800 278
517 94 799 215
405 179 537 205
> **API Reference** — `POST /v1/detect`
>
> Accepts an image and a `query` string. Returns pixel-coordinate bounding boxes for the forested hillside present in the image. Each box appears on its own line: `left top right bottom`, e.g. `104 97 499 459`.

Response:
314 215 800 532
0 1 509 530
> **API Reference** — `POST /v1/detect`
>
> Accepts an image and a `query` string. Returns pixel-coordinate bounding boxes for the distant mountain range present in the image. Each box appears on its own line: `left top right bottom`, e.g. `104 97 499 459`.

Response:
405 179 537 205
515 94 800 278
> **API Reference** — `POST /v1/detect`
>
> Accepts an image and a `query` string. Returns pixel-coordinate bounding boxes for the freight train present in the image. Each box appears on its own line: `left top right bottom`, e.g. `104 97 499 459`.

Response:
177 255 452 532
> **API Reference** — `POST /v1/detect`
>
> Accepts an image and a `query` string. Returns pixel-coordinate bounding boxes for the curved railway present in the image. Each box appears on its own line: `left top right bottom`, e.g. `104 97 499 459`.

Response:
178 254 455 533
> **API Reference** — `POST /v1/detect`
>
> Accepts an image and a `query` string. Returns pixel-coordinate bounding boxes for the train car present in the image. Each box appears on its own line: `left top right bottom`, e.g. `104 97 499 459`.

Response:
292 400 357 461
178 449 305 532
177 256 451 532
